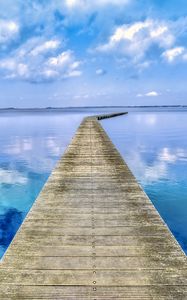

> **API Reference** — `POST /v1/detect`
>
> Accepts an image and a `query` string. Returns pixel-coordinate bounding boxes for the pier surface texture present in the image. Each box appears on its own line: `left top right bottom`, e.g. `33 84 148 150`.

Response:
0 114 187 299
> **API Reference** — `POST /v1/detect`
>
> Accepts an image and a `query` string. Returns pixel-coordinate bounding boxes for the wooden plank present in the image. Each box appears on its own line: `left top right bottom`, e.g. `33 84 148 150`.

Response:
0 113 187 299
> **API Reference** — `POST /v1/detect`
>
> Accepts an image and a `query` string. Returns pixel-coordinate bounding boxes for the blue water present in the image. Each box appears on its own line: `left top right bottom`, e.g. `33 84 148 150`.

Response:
0 110 187 258
0 111 89 258
102 111 187 254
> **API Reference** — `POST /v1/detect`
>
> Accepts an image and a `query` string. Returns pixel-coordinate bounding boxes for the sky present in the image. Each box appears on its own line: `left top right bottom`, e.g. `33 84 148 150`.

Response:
1 0 187 107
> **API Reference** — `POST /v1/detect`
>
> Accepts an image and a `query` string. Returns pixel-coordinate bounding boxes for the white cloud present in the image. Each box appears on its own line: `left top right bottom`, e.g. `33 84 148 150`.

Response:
0 38 82 82
17 63 29 77
40 69 59 80
65 0 130 9
97 19 175 63
0 19 19 45
162 46 185 62
47 51 73 68
30 40 60 56
96 17 187 68
47 50 82 79
145 91 159 97
0 58 16 71
137 91 159 97
110 21 150 42
0 59 30 80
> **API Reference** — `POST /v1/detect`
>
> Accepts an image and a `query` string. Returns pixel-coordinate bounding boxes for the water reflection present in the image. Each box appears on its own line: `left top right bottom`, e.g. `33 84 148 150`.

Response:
0 208 23 256
0 111 87 258
1 110 187 258
102 112 187 254
0 168 28 185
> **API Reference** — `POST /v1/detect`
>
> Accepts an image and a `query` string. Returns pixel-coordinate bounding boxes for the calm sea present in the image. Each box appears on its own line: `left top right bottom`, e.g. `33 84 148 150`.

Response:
0 108 186 257
102 111 187 254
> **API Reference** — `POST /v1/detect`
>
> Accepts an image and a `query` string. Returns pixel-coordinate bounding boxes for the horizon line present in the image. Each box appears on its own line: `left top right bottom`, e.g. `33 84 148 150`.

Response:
0 105 187 110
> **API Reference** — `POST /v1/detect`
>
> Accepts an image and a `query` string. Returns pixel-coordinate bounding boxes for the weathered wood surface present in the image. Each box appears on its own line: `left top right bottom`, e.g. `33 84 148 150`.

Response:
0 114 187 299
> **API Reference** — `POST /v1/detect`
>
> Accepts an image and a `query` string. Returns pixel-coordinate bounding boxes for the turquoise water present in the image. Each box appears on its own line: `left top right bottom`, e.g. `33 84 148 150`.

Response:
0 109 187 258
102 111 187 254
0 111 89 258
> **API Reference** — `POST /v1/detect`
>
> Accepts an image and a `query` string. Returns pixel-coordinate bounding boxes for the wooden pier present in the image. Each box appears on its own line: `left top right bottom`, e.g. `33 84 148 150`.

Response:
0 113 187 299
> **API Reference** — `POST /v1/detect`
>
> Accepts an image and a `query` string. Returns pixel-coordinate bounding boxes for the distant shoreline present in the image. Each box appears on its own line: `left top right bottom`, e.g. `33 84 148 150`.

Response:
0 105 187 111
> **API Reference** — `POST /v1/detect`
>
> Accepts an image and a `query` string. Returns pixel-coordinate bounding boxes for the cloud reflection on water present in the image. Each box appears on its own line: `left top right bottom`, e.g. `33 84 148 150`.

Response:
102 111 187 253
0 111 86 258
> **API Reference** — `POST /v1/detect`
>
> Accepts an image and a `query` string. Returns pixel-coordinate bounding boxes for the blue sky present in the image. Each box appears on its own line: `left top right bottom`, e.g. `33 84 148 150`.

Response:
1 0 187 107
